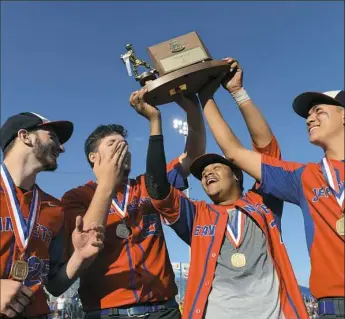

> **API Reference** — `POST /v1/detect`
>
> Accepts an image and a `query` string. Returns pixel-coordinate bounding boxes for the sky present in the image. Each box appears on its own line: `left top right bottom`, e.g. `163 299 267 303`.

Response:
1 1 344 287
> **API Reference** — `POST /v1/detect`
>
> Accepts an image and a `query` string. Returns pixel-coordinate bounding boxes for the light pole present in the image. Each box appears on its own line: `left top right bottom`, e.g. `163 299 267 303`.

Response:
173 118 191 304
173 119 189 198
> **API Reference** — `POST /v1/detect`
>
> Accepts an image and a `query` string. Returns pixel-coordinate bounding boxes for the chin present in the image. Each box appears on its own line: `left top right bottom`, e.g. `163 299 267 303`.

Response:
308 135 324 147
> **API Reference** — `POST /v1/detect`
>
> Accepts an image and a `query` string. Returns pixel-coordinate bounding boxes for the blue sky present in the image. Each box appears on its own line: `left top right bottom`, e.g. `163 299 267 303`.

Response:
1 1 344 287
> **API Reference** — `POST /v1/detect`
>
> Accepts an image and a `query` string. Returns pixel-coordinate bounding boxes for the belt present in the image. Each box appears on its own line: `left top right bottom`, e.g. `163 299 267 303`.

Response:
318 297 345 316
85 299 178 318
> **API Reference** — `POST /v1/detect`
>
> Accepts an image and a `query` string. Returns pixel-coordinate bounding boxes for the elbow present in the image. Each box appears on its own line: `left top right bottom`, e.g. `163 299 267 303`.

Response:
45 284 62 297
224 146 245 164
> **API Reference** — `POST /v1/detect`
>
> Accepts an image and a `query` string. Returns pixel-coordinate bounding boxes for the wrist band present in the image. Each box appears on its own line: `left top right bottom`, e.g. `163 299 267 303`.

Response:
231 88 251 106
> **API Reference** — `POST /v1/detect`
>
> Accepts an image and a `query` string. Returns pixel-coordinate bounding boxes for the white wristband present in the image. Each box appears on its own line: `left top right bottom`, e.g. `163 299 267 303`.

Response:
231 88 251 106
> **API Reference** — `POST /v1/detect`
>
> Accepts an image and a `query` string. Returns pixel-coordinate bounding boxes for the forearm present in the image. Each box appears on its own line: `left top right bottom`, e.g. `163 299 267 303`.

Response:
202 98 244 157
45 252 86 297
236 98 273 148
185 104 206 159
82 183 113 228
202 97 262 181
145 135 171 200
149 114 162 136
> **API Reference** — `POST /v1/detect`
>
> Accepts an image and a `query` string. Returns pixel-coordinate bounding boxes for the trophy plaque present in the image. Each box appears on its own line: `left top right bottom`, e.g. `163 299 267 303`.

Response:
120 31 229 105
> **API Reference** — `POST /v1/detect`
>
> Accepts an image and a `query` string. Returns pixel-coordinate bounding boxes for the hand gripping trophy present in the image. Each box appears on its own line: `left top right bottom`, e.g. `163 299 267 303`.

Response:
120 44 158 86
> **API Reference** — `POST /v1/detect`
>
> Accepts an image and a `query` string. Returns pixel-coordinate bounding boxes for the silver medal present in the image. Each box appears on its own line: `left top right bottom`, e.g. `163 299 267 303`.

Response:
116 223 130 239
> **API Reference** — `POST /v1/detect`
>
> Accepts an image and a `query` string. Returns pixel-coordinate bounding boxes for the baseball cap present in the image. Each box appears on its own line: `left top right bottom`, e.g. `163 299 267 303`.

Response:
190 153 244 185
0 112 74 151
293 90 344 118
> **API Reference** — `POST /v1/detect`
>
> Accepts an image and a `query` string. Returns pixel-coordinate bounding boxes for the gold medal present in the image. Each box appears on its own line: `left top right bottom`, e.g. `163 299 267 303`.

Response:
231 253 246 268
336 215 344 236
11 260 29 281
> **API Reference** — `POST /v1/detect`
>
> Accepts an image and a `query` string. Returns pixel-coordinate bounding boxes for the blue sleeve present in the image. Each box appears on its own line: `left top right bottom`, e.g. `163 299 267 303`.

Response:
260 157 305 205
168 196 196 246
48 226 65 279
167 164 188 191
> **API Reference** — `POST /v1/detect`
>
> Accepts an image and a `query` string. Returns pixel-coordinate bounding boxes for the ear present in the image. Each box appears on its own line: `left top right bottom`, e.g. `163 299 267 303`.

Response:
17 129 34 146
88 152 97 165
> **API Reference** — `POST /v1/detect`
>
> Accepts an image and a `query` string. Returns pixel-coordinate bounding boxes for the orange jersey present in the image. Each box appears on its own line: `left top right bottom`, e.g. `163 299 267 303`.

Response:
150 189 308 319
0 177 64 316
149 136 307 318
260 156 345 299
62 158 187 312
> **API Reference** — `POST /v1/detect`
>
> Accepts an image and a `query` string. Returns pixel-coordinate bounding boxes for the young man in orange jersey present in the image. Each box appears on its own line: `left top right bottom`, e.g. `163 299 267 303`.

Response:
0 112 119 318
195 59 344 318
143 58 308 319
61 92 206 319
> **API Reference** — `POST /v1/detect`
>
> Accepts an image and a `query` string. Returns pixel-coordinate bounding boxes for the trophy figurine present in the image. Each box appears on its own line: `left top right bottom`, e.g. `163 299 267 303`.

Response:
120 44 158 86
120 32 230 106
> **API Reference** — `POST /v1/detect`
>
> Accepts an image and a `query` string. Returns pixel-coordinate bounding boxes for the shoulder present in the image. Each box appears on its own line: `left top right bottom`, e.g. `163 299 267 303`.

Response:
37 187 62 206
62 181 96 204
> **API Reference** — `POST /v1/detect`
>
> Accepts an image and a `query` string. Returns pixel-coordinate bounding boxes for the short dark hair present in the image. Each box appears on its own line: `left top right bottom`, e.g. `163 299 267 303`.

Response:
2 127 39 159
3 138 16 159
84 124 128 167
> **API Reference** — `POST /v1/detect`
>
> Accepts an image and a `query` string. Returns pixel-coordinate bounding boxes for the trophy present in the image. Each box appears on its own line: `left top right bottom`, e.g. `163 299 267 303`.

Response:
120 31 229 105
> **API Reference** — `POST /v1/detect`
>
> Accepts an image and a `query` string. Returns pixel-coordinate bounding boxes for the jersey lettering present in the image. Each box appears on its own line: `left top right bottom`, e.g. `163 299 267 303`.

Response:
142 214 161 238
194 225 216 236
24 256 50 287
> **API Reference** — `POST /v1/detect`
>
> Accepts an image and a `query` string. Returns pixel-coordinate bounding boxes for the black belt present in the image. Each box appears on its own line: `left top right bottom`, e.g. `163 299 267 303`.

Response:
318 297 345 317
85 299 178 318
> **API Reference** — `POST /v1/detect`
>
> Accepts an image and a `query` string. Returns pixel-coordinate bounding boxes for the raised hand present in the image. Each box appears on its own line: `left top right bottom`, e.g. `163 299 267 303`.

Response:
129 88 160 121
198 73 225 105
71 216 105 261
93 140 129 190
0 279 33 318
221 57 243 94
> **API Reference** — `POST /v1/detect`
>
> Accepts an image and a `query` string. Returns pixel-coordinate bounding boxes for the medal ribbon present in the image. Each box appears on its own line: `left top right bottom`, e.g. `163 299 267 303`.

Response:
321 158 344 209
111 181 130 218
225 209 246 249
0 164 40 252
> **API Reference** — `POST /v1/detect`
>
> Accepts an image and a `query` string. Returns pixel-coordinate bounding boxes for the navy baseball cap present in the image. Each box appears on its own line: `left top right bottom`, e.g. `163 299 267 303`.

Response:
293 90 344 118
0 112 74 151
190 153 244 186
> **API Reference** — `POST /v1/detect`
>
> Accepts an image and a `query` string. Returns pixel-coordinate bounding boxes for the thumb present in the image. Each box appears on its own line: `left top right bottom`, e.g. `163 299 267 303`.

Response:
75 216 83 233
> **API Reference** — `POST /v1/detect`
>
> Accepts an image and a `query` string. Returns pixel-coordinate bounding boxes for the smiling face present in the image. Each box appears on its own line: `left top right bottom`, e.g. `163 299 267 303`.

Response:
29 127 64 171
200 162 240 204
306 104 344 147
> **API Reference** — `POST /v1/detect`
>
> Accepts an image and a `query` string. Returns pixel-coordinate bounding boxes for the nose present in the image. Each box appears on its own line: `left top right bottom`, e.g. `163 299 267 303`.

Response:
204 170 213 179
306 114 316 127
58 143 65 153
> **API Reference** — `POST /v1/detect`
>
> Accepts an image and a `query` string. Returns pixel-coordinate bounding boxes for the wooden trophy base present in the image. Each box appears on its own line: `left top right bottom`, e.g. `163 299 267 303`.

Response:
144 60 229 106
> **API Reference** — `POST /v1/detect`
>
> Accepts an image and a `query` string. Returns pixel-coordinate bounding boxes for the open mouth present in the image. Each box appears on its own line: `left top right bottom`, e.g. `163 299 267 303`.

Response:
206 177 218 186
308 126 320 133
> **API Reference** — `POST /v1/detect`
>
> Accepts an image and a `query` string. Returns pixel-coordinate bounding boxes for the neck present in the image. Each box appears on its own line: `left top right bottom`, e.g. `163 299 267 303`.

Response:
323 134 345 160
214 189 241 206
3 151 40 190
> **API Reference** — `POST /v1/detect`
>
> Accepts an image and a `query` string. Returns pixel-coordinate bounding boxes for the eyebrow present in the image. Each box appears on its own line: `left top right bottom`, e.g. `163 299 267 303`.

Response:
308 105 322 115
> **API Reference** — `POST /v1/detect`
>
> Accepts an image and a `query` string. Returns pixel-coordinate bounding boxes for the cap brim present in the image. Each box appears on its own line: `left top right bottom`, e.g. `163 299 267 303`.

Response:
293 92 344 118
190 153 242 181
38 121 74 144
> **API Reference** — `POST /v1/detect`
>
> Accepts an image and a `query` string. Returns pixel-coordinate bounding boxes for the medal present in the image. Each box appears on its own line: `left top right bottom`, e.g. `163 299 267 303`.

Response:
336 215 344 236
11 259 29 281
116 223 131 239
231 253 246 268
112 182 130 218
1 164 40 281
226 208 247 267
